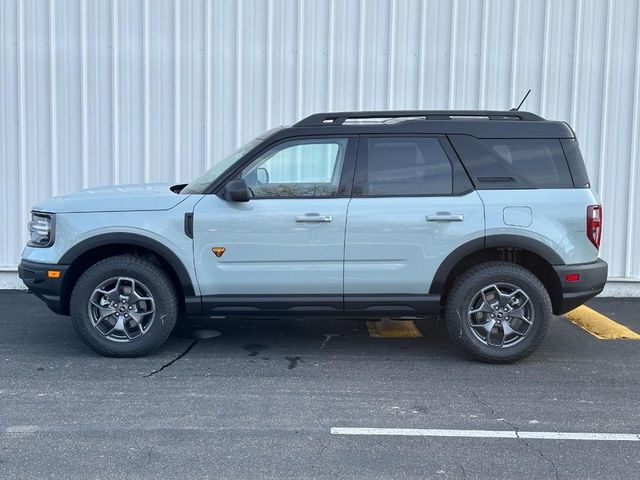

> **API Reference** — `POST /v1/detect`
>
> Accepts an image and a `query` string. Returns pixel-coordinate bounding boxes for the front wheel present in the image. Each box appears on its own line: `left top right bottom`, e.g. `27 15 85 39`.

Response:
70 255 178 357
445 261 552 363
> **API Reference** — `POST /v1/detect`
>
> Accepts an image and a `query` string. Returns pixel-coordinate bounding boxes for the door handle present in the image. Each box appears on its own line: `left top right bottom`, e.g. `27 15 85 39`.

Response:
426 213 464 222
295 214 333 223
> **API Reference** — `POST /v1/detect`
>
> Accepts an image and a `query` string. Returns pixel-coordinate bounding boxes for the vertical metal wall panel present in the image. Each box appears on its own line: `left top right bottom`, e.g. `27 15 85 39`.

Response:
1 0 639 288
1 0 20 268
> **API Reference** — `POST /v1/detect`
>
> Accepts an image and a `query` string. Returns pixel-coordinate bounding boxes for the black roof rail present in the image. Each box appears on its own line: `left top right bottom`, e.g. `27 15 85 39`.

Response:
294 110 545 127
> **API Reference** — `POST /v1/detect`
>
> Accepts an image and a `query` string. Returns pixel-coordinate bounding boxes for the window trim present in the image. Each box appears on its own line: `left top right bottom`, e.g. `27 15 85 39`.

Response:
351 134 473 198
213 135 359 200
559 138 590 188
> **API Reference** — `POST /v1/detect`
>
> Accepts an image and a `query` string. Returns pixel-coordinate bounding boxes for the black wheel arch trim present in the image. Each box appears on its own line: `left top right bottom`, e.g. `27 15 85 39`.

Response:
429 234 566 295
58 233 196 296
484 234 565 265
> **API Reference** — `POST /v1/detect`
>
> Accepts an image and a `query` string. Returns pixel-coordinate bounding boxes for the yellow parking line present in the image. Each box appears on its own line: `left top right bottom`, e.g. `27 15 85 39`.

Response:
366 319 422 338
564 305 640 340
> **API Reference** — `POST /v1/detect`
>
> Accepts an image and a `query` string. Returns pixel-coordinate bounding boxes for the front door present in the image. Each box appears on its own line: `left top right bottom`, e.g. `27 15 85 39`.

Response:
193 136 357 314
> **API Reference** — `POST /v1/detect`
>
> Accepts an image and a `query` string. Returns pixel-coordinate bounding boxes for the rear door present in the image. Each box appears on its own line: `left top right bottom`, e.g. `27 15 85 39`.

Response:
344 135 485 313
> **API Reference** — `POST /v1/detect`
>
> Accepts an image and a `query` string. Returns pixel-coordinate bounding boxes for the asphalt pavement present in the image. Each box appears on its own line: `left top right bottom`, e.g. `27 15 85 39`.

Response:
0 291 639 479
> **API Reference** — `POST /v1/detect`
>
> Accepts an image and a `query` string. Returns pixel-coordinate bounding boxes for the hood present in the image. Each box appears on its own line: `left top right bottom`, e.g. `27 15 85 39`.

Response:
33 183 188 213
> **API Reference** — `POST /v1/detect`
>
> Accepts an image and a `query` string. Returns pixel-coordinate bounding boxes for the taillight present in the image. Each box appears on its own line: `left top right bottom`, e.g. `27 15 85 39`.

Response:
587 205 602 249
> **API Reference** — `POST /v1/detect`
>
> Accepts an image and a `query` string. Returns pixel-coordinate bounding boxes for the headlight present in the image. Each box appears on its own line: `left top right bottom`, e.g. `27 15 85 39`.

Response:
28 212 55 247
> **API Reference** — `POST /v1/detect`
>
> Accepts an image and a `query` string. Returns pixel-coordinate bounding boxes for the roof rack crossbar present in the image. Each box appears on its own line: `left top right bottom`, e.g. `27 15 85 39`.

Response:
294 110 544 127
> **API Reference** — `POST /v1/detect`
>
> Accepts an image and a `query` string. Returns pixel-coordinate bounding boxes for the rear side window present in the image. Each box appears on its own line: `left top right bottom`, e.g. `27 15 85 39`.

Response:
449 135 574 189
354 137 453 196
560 139 590 187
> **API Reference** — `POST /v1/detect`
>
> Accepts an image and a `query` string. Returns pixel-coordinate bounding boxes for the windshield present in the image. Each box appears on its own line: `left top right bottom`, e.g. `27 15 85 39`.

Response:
181 138 263 194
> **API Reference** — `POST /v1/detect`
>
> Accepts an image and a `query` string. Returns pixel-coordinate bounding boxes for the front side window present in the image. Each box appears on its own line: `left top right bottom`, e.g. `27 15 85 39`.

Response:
241 138 348 198
355 137 453 196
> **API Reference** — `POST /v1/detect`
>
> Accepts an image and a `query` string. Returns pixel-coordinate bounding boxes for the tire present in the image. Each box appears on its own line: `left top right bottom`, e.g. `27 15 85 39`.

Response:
70 255 178 357
445 261 552 364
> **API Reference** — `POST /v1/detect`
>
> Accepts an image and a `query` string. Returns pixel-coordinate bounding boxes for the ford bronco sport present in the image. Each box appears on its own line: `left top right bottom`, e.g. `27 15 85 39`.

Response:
19 110 607 363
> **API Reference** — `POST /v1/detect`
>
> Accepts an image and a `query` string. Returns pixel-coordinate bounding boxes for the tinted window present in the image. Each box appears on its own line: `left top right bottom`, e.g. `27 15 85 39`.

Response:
356 137 453 196
560 139 590 187
450 135 573 189
241 138 347 198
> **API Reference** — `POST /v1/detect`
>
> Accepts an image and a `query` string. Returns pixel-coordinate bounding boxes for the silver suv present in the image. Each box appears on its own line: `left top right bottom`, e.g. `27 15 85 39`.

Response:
19 110 607 363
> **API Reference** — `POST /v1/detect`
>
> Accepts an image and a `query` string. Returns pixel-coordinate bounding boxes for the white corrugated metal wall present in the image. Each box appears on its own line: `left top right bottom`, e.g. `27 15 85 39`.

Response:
1 0 639 293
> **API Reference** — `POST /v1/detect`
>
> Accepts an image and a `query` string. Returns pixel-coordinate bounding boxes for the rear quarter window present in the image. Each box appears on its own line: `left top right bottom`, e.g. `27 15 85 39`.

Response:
449 135 574 189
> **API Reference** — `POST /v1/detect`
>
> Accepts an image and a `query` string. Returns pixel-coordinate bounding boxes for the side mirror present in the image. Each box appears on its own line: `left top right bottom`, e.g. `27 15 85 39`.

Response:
256 167 269 184
223 179 251 202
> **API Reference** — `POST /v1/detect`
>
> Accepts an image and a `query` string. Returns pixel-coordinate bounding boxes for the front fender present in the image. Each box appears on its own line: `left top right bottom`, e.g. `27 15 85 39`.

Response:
59 231 196 296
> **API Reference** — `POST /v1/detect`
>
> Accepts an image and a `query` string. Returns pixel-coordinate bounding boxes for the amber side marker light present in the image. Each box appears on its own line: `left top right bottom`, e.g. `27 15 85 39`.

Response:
47 270 61 279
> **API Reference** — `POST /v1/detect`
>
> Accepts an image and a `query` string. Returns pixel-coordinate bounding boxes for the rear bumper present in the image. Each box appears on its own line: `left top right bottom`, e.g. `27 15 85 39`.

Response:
553 259 608 314
18 259 69 315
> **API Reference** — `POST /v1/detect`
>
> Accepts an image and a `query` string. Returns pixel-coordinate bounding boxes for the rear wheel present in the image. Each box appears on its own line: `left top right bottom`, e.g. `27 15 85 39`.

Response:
445 261 552 363
70 255 177 357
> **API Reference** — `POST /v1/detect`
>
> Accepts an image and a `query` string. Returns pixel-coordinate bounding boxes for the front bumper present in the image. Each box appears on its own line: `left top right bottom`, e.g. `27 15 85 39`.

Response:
553 258 608 314
18 259 70 315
